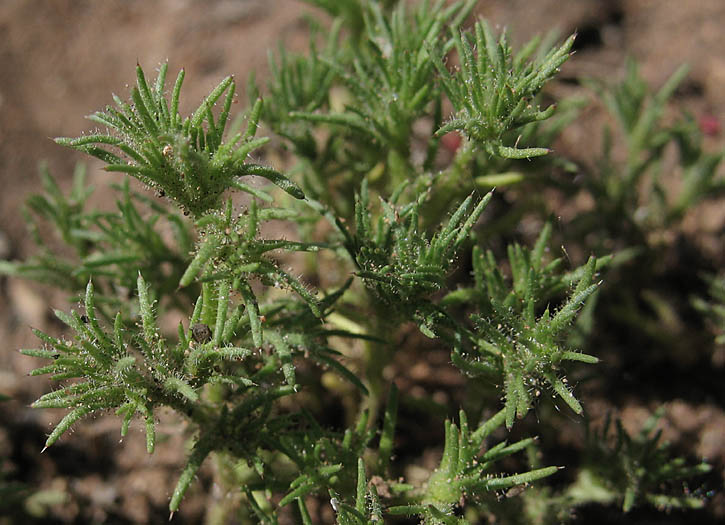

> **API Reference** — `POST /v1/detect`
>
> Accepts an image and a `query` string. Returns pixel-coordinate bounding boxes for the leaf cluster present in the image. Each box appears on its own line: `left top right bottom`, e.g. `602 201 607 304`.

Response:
297 0 473 157
573 409 712 512
0 164 193 316
575 59 725 245
445 224 602 428
57 65 303 218
432 21 575 159
339 177 491 311
328 407 558 525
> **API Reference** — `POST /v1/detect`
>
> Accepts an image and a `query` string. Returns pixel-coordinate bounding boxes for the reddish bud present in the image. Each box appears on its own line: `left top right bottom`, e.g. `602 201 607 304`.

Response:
440 131 463 153
699 114 721 136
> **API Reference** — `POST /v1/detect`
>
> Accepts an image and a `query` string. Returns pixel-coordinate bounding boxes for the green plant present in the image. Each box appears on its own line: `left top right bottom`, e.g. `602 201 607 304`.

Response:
572 58 725 248
443 223 605 429
570 408 712 512
4 1 717 523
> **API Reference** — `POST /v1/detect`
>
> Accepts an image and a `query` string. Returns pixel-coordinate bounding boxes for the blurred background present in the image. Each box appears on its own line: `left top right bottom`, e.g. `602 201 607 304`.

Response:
1 1 723 523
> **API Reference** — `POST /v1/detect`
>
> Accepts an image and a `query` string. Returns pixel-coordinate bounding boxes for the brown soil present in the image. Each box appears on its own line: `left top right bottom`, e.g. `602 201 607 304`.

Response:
1 1 723 523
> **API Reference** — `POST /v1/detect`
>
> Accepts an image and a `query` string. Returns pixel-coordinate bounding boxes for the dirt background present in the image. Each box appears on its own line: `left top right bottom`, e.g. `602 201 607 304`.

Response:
1 1 724 523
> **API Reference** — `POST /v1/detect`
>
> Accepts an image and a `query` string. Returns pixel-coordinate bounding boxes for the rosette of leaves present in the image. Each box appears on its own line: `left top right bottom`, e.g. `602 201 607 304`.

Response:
56 64 304 218
575 59 725 245
82 179 195 306
444 224 603 428
338 178 492 318
0 164 195 318
289 0 477 184
570 409 711 512
431 20 576 159
384 409 558 524
24 277 184 456
0 164 94 293
20 275 262 455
